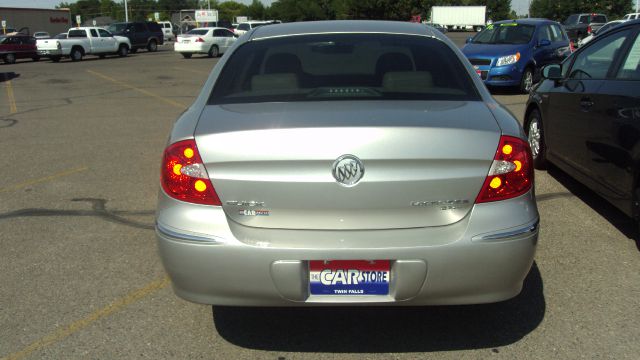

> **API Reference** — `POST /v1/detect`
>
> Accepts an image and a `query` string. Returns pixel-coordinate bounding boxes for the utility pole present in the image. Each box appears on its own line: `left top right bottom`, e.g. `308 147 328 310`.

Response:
124 0 129 22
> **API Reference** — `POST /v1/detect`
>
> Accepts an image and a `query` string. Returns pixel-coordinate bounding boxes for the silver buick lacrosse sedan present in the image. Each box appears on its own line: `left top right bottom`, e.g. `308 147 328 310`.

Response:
156 21 539 306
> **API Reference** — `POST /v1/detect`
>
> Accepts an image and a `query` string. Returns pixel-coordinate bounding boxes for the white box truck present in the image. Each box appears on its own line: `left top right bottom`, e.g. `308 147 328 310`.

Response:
430 6 486 32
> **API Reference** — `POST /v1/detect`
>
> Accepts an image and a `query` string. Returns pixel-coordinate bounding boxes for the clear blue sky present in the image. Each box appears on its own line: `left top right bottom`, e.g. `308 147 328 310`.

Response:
3 0 532 16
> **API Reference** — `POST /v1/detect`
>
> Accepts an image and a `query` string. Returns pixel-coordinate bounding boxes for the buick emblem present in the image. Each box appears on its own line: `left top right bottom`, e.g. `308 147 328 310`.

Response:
332 154 364 186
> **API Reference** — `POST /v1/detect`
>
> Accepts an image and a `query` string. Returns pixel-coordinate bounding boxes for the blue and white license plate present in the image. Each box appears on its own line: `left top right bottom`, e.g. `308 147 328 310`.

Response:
309 260 390 295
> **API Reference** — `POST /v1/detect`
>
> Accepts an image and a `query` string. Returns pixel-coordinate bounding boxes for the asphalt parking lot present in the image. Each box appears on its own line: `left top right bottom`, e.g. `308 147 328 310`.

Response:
1 32 639 359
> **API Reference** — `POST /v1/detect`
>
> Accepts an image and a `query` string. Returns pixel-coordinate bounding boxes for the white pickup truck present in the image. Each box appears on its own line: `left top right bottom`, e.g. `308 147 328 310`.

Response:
37 27 131 62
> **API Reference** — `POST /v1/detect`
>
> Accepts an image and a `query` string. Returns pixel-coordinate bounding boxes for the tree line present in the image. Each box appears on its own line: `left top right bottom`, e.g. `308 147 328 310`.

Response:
530 0 633 22
57 0 517 24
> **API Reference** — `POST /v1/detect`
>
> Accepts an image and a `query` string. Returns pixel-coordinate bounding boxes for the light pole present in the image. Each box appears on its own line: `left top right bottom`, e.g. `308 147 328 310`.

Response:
124 0 129 22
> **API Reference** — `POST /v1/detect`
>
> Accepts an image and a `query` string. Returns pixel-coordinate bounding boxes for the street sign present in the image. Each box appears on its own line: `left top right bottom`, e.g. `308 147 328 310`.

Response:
1 20 6 28
76 15 81 26
154 12 160 21
195 10 218 23
92 19 97 26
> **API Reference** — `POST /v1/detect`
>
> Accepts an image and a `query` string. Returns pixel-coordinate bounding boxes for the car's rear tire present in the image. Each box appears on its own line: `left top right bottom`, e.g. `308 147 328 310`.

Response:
526 108 547 169
70 48 83 62
182 53 192 59
208 45 219 58
118 44 128 57
4 53 16 64
520 66 534 94
147 39 158 52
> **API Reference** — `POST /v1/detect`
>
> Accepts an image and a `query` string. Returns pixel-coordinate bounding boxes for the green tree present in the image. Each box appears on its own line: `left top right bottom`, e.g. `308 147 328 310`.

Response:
530 0 633 21
218 1 249 22
247 0 266 19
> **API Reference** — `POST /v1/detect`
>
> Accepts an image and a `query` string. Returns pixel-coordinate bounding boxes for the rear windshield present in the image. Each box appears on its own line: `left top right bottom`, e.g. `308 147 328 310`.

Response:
208 34 479 105
237 23 250 31
187 29 209 35
68 30 87 38
107 23 127 32
592 15 607 23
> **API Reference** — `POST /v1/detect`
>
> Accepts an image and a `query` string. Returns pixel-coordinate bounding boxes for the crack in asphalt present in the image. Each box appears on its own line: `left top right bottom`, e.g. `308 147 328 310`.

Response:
0 118 17 128
0 198 155 230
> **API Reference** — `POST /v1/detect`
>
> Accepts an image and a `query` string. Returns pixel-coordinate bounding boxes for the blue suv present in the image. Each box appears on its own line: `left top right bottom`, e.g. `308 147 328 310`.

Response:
462 19 571 93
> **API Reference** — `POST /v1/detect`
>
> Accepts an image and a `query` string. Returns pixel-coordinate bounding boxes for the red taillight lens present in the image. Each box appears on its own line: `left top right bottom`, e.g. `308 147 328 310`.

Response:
587 25 592 33
161 139 221 205
475 136 533 203
195 37 205 42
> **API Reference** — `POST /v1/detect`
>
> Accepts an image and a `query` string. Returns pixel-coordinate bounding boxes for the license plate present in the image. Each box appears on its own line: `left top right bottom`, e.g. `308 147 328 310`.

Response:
182 40 189 44
309 260 390 295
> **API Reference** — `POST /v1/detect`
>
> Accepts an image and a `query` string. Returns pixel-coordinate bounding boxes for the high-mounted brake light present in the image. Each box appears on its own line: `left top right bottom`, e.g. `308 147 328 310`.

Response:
161 139 221 205
475 136 533 203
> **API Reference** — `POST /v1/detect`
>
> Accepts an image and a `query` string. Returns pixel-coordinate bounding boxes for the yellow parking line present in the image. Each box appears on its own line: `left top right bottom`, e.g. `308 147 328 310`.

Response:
0 166 88 193
173 67 210 75
1 276 170 360
5 80 17 114
87 70 187 109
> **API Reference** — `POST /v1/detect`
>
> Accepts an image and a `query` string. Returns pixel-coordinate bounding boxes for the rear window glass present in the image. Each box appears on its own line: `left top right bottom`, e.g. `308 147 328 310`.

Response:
237 23 250 31
187 29 208 35
68 30 87 38
592 15 607 23
208 34 479 105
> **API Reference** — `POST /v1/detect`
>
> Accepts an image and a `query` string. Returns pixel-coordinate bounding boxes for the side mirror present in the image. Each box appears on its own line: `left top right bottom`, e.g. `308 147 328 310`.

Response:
466 37 473 44
538 39 551 47
542 64 562 80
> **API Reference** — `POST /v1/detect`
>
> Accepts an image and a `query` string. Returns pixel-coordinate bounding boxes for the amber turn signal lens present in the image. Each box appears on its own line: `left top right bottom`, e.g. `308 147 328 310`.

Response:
502 144 513 155
489 177 502 189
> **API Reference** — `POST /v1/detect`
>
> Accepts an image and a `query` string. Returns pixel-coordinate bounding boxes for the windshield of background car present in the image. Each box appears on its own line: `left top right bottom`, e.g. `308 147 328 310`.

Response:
108 24 126 32
472 23 535 44
237 23 250 31
208 33 479 105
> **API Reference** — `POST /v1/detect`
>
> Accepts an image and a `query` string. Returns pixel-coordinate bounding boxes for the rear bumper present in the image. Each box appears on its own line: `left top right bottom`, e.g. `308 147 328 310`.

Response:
174 43 208 54
156 191 539 306
37 49 62 56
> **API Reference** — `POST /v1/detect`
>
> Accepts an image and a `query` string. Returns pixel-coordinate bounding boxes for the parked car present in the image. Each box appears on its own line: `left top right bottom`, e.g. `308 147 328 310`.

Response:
106 21 163 53
36 27 131 62
525 19 640 227
427 23 448 33
562 13 608 42
462 19 571 93
577 20 626 47
156 21 539 307
33 31 50 39
622 13 640 20
234 21 269 36
157 21 175 42
0 34 39 63
174 27 236 58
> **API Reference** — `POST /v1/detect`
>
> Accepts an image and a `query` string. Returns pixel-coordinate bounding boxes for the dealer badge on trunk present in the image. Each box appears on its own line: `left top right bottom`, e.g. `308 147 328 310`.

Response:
332 154 364 187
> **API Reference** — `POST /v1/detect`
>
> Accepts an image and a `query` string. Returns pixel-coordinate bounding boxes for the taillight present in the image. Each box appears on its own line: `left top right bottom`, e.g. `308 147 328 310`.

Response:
570 40 576 52
587 25 592 33
475 136 533 203
161 139 221 206
195 37 205 42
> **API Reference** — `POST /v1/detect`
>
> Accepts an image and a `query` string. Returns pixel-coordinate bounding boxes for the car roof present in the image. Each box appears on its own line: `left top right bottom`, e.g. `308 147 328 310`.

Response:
250 20 441 41
192 27 229 31
492 19 556 26
612 18 640 28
